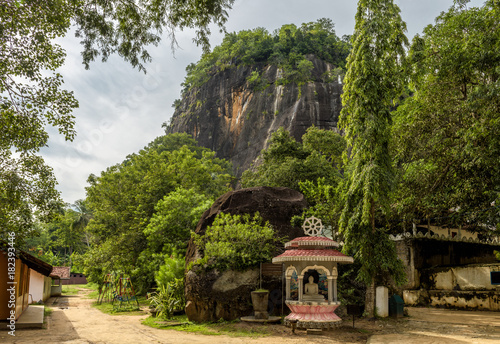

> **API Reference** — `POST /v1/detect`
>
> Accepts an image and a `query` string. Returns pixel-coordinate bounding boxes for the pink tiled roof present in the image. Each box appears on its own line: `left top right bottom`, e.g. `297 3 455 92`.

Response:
50 266 70 279
290 237 333 242
285 236 339 248
272 249 353 263
279 249 346 257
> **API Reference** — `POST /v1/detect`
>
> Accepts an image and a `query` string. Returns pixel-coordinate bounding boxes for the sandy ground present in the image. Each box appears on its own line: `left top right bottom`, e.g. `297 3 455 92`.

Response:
1 288 499 344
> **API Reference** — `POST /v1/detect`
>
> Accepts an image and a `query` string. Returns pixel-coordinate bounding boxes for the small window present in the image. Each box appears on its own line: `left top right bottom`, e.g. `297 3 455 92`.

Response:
491 271 500 285
451 232 457 238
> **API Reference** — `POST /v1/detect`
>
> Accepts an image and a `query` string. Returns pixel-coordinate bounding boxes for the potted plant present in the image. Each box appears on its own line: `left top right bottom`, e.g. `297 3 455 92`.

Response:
251 289 269 319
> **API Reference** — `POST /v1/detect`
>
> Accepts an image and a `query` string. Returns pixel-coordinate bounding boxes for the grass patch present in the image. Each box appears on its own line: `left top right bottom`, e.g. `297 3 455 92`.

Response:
44 306 53 317
142 315 272 338
91 295 149 316
83 283 100 299
61 284 81 295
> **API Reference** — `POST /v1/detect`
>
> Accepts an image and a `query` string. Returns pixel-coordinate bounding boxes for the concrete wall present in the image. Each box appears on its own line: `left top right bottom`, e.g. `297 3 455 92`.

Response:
428 225 478 240
28 270 52 303
43 276 52 301
403 263 500 311
394 240 418 289
404 289 500 311
29 270 45 303
51 284 62 297
433 265 497 291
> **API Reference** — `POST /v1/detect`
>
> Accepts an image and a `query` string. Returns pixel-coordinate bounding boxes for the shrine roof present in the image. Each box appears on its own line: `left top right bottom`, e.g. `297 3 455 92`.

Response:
272 249 353 263
285 236 339 248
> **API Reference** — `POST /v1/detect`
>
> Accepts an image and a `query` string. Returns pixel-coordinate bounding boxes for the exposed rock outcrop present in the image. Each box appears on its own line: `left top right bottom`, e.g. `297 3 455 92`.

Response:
185 186 308 322
166 56 342 177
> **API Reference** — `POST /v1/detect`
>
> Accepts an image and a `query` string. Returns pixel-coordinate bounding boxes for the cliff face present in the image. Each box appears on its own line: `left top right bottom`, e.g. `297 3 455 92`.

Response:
166 55 342 176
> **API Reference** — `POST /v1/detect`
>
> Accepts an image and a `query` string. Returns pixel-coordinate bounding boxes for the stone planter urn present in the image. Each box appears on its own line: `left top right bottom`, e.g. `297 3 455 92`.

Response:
251 290 269 319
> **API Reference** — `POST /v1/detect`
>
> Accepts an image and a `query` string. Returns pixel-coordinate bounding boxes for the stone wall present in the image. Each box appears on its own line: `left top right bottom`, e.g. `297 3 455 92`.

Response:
394 236 500 311
404 289 500 311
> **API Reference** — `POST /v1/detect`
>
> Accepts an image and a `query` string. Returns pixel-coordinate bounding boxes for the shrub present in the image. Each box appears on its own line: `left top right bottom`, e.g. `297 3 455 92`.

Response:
191 212 285 271
155 254 185 289
148 278 185 319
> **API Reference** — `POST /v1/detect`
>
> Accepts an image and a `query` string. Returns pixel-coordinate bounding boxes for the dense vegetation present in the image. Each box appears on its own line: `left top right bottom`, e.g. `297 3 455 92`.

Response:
241 126 345 191
179 18 351 94
24 200 91 268
0 0 236 243
392 1 500 230
72 133 233 292
241 0 500 313
191 212 285 271
9 1 500 320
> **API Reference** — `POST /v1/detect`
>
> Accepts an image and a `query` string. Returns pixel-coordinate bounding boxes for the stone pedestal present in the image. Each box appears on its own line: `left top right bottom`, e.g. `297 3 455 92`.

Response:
251 291 269 319
376 286 389 317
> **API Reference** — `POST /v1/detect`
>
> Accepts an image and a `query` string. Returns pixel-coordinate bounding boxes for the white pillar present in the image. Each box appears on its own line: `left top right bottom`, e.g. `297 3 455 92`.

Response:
332 265 338 302
375 286 389 317
298 275 304 302
327 276 333 302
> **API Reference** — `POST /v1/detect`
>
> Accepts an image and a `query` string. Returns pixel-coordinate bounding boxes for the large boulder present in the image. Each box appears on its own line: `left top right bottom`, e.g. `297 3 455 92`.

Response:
185 186 308 322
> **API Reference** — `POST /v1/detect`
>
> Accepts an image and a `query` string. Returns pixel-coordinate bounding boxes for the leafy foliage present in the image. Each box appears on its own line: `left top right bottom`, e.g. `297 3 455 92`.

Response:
338 0 408 315
145 188 212 255
181 19 351 91
1 0 238 241
0 0 79 240
155 254 185 289
191 212 284 271
148 278 185 319
80 133 233 292
150 254 186 318
23 201 91 267
74 0 235 72
392 1 500 230
241 127 344 191
296 178 342 237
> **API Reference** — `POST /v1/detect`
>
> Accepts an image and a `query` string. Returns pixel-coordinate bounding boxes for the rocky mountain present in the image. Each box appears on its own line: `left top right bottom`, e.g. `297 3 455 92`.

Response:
165 55 343 178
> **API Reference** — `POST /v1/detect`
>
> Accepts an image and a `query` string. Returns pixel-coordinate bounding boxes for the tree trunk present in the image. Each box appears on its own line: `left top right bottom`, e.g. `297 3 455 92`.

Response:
365 279 375 318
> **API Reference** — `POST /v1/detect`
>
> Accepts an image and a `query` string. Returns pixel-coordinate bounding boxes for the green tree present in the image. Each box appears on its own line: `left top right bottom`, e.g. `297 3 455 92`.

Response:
297 177 342 238
75 0 236 71
241 127 343 190
23 202 90 266
0 0 79 240
154 254 185 288
339 0 408 316
302 126 346 166
81 134 233 292
1 0 237 241
191 212 284 271
178 19 351 92
392 1 500 231
144 188 212 255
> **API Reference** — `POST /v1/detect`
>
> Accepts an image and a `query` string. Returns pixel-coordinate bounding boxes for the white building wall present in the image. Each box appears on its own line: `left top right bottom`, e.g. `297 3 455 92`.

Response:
29 270 45 303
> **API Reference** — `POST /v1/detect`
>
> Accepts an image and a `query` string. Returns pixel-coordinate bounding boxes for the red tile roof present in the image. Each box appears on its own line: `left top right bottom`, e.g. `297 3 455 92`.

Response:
279 249 347 257
290 237 334 242
272 249 354 263
285 236 339 248
50 266 70 279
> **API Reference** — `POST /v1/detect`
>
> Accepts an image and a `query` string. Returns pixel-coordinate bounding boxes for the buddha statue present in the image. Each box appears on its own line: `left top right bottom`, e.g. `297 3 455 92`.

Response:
303 275 324 301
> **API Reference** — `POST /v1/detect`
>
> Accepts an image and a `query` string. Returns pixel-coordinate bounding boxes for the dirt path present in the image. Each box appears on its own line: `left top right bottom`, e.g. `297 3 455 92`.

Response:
1 288 499 344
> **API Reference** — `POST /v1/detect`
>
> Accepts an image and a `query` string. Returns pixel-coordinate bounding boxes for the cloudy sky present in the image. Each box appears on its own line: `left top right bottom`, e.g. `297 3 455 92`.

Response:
40 0 485 204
